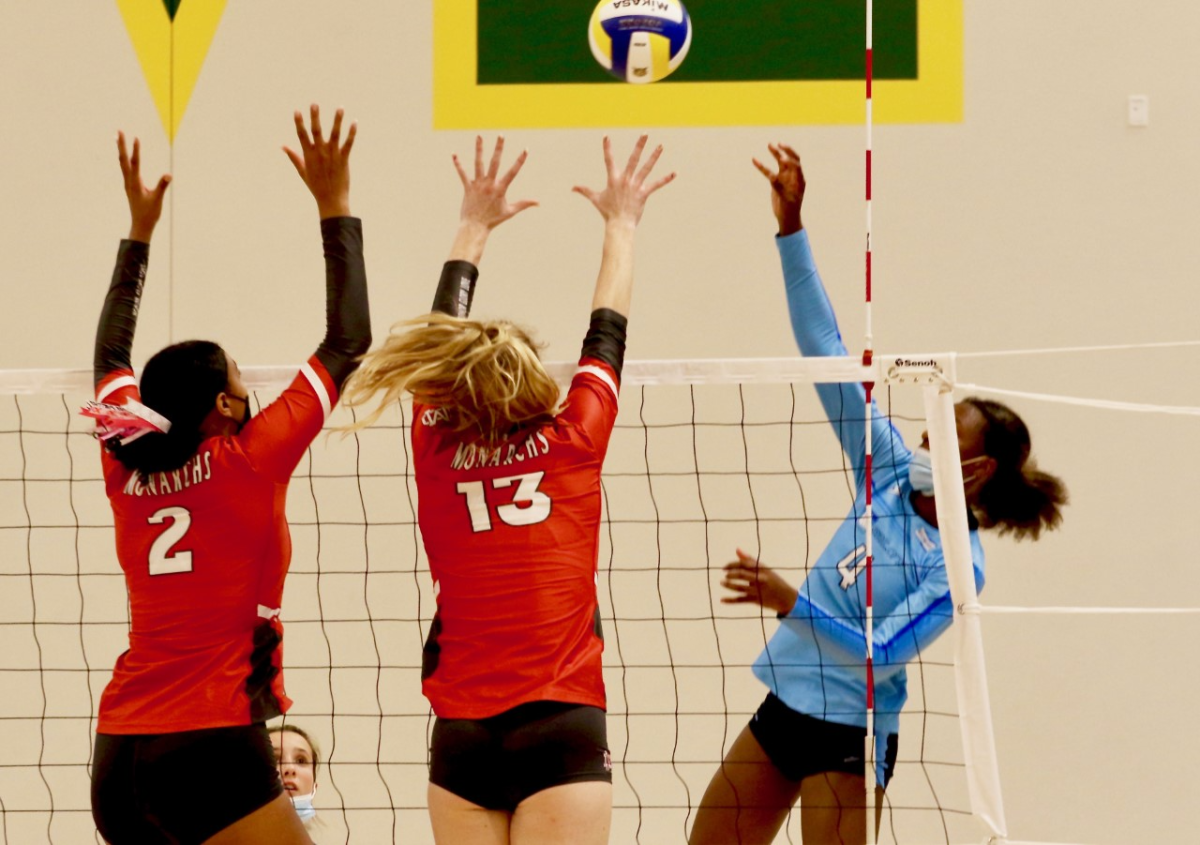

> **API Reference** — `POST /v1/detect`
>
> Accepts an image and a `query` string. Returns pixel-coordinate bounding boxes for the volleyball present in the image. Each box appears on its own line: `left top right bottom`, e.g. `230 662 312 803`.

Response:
588 0 692 84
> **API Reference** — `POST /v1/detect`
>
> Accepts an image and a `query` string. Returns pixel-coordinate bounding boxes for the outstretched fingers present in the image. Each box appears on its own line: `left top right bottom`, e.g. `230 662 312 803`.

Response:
292 110 312 152
328 108 344 148
486 136 505 180
340 120 358 158
309 103 324 145
623 134 649 180
497 148 528 190
634 143 664 185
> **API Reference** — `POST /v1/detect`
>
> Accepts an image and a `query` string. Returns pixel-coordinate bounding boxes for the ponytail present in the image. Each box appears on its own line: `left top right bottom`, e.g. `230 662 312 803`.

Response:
107 340 228 478
966 397 1068 540
341 313 561 442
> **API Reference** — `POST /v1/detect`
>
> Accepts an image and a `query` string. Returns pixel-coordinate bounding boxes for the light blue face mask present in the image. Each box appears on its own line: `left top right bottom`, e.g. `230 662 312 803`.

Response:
909 446 988 496
290 789 317 823
908 447 936 495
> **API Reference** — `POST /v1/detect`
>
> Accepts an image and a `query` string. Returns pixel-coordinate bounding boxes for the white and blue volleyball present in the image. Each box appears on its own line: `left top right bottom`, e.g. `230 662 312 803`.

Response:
589 0 692 84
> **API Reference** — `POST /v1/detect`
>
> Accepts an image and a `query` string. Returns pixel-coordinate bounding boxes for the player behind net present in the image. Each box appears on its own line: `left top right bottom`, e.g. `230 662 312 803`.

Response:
84 106 370 845
687 146 1068 845
340 136 674 845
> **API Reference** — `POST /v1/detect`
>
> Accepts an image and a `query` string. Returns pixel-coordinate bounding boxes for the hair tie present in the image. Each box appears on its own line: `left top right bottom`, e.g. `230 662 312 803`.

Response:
80 399 172 446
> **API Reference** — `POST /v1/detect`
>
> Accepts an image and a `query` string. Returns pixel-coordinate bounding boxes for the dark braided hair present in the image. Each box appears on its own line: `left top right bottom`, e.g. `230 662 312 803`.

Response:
965 397 1067 540
107 340 229 478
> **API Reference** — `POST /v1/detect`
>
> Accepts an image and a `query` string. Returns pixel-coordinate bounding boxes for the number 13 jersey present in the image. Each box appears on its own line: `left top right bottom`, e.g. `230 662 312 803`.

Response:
413 356 621 720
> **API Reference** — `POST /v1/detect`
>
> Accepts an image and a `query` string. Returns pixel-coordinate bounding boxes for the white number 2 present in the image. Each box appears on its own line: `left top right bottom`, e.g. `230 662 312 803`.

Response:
147 506 193 576
456 471 552 533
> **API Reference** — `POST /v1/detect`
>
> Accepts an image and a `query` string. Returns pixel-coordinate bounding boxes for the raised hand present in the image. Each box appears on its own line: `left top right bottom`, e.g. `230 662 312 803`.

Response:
454 136 537 231
752 143 805 236
284 104 357 219
720 548 799 615
117 132 171 243
573 135 675 227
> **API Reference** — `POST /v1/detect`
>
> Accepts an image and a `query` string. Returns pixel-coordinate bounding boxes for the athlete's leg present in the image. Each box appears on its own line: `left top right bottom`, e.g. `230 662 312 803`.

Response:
797 772 885 845
509 780 611 845
688 724 803 845
429 782 511 845
201 793 313 845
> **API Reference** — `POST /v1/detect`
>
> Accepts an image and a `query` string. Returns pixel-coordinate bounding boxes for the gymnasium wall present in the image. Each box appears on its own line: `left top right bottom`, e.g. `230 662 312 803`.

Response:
1 2 1197 843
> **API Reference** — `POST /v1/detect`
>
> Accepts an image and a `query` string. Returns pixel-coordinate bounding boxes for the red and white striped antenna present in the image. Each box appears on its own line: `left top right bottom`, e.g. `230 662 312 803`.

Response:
863 1 879 841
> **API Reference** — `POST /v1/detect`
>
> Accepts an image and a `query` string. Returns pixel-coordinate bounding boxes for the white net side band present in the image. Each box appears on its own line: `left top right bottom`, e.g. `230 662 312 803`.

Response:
0 357 879 395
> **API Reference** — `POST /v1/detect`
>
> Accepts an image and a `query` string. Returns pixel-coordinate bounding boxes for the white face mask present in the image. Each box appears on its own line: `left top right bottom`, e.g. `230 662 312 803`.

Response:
290 786 317 823
909 446 989 496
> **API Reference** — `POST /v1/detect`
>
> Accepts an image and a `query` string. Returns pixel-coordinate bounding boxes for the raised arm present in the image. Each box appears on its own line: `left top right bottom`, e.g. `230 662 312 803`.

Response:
284 105 371 391
757 144 908 484
574 135 674 318
93 133 171 388
433 136 537 318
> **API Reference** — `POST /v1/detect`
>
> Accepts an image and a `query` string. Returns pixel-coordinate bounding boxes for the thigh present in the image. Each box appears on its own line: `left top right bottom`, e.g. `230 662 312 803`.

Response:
798 771 885 845
139 724 286 845
510 781 611 845
92 733 172 845
507 703 612 806
687 724 803 845
428 782 511 845
429 715 511 811
202 793 312 845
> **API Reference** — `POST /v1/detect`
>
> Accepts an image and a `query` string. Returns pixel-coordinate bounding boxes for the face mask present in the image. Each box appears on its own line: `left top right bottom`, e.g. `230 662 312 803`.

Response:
227 393 252 433
290 788 316 823
908 447 935 495
909 447 990 496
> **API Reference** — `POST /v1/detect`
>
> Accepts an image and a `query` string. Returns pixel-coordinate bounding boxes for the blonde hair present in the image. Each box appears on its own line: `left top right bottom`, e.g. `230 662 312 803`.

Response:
341 312 562 441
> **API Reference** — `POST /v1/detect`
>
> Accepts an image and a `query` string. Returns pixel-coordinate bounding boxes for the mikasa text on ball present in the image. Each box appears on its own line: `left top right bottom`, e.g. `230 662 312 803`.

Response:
588 0 692 84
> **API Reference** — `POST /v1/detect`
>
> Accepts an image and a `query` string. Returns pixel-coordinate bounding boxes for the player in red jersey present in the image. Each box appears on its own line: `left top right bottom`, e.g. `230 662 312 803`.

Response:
85 106 370 845
341 136 673 844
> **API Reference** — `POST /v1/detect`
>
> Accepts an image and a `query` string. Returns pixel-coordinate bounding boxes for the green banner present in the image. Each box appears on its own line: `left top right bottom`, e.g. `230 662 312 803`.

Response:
477 0 917 85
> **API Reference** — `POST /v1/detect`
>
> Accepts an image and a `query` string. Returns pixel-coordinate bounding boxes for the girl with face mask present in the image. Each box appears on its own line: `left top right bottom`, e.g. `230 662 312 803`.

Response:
688 146 1068 845
269 726 321 831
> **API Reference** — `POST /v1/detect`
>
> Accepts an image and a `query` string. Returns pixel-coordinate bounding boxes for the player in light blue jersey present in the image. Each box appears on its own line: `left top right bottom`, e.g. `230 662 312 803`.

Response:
689 146 1067 845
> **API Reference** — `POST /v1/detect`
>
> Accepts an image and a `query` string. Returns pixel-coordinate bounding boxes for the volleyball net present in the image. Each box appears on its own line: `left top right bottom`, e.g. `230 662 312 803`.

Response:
1 353 1195 844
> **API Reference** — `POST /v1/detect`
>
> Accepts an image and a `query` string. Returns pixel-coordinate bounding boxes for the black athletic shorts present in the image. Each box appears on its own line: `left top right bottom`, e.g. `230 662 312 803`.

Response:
749 692 899 789
92 723 284 844
429 700 612 812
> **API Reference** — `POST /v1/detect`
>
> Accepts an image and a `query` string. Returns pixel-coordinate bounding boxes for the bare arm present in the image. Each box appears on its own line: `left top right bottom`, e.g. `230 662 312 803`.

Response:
434 136 537 317
574 135 675 318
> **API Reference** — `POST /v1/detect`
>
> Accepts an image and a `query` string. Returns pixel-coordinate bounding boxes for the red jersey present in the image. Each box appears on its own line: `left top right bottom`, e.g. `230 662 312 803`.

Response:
414 357 620 719
94 356 337 734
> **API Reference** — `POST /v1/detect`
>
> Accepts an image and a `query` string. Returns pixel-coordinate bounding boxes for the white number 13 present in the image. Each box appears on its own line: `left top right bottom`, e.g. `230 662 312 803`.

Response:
456 471 552 533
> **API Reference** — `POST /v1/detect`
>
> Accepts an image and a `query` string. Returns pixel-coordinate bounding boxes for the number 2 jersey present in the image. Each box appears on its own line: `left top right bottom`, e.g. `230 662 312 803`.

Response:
413 312 625 720
92 219 369 735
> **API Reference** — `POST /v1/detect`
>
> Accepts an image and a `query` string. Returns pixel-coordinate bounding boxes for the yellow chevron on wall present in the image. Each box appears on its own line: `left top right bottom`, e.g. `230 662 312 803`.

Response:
116 0 227 142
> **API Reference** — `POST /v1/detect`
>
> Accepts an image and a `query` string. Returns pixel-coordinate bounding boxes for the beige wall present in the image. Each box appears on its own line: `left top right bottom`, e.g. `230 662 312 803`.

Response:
1 2 1198 843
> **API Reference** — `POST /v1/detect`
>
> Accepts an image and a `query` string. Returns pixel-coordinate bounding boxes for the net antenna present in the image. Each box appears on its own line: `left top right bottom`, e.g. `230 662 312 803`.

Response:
863 1 878 836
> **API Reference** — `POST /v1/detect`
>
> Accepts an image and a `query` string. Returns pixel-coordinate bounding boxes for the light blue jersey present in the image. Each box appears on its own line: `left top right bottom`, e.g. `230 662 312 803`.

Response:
752 230 986 744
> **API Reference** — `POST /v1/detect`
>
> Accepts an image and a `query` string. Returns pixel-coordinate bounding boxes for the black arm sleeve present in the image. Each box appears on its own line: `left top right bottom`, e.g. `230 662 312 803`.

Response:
315 217 373 390
580 308 628 381
93 240 149 388
431 260 479 318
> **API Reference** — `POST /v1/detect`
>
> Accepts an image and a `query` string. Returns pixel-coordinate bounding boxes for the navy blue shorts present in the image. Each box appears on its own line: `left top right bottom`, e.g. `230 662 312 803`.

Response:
749 693 899 788
92 723 283 844
430 700 612 812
